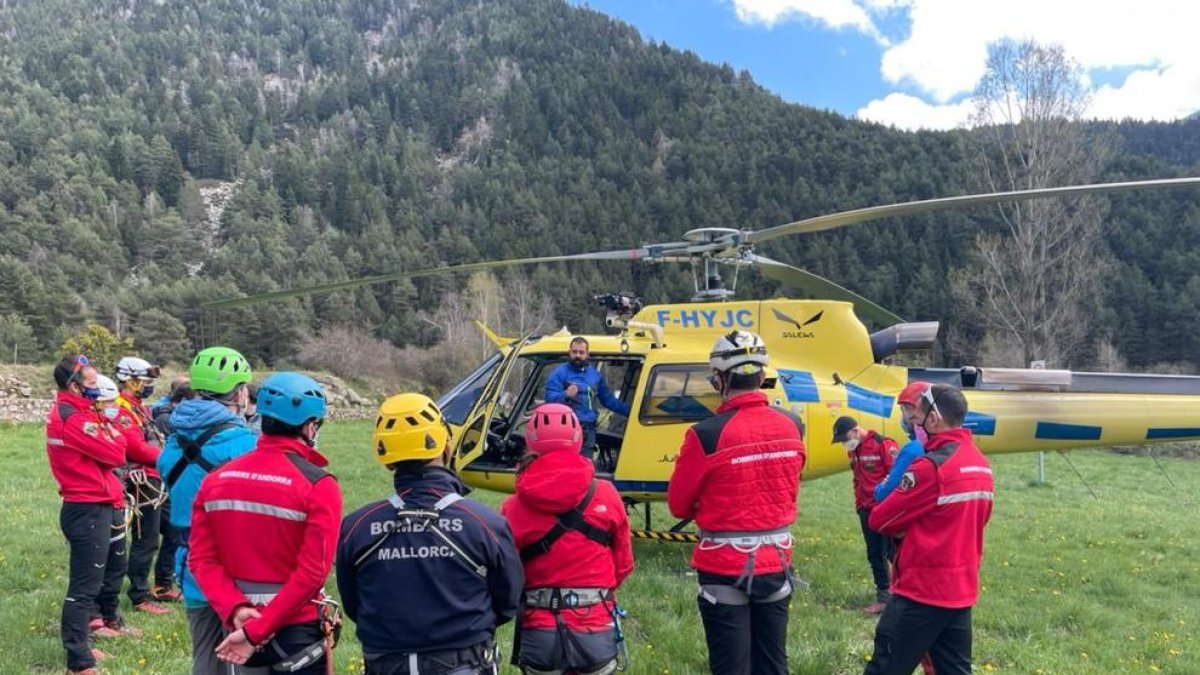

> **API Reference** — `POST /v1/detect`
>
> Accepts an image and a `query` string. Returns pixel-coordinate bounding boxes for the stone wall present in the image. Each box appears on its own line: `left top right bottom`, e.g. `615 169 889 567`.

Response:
0 373 377 424
0 373 51 423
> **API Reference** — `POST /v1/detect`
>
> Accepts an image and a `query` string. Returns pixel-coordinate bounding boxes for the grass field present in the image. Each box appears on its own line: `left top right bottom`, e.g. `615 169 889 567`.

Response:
3 419 1198 674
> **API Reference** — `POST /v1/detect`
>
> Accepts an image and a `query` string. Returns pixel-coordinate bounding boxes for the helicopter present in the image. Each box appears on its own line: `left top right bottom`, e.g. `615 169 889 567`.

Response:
209 177 1200 538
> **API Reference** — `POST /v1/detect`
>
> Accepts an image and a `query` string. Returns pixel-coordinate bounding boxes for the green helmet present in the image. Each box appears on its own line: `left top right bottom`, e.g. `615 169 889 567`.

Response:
189 346 252 395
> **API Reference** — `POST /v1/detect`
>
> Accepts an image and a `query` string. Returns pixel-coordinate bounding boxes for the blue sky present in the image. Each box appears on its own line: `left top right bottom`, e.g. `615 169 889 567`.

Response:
572 0 900 114
569 0 1200 130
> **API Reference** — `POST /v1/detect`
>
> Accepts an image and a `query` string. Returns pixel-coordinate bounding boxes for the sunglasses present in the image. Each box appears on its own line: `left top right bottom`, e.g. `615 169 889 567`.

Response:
70 355 91 382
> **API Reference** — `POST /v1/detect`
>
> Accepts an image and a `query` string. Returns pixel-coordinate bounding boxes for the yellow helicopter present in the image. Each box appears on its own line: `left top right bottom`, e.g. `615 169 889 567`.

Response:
210 177 1200 537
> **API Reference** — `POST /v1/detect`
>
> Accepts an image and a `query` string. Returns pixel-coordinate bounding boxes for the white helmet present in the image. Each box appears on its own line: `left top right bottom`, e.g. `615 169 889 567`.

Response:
709 331 769 374
115 356 159 382
95 375 120 402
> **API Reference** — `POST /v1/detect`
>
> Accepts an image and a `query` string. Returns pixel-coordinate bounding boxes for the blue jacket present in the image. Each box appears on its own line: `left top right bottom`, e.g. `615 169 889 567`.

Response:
544 361 631 425
156 399 257 607
874 439 925 503
336 468 523 654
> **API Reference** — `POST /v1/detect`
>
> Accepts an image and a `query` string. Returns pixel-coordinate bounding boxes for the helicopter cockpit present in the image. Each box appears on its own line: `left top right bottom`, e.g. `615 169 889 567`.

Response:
440 351 643 477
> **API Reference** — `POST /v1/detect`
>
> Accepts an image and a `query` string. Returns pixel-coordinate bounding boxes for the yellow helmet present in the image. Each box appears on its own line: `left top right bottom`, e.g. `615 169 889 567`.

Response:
372 393 450 465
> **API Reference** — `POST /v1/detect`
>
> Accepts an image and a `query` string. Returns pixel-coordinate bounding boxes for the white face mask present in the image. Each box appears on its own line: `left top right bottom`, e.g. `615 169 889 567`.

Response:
843 438 860 452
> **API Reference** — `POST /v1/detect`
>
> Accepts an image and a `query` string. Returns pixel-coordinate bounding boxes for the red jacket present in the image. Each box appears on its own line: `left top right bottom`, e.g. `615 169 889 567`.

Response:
502 451 634 631
188 435 342 644
115 391 162 478
46 391 128 505
668 392 806 576
849 430 896 511
869 428 993 609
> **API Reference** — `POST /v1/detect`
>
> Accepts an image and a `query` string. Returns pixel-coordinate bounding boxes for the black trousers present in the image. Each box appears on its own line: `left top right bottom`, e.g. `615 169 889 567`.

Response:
126 477 164 604
857 508 894 600
516 626 618 673
863 596 972 675
581 424 597 461
697 572 790 675
365 641 495 675
155 494 179 588
60 502 127 670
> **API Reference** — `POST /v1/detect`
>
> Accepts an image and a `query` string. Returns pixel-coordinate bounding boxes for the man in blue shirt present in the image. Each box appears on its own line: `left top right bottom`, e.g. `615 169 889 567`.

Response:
544 337 630 460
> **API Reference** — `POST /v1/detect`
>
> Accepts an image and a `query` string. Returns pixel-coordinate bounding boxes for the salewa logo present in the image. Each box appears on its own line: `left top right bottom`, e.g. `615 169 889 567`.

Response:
773 309 822 339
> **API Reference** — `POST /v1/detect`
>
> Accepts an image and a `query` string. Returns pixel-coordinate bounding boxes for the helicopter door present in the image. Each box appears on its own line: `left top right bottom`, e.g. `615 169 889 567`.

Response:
451 333 537 469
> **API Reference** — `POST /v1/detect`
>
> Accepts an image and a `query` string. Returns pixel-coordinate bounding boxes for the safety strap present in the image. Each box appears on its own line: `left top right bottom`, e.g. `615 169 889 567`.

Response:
164 422 238 489
235 579 285 605
697 527 793 594
523 587 610 610
698 576 792 606
520 481 611 562
354 493 488 579
696 527 793 550
270 599 343 673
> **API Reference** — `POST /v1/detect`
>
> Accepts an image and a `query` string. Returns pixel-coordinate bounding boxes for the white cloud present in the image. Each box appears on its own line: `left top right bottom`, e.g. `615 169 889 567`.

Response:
856 92 974 130
729 0 879 38
865 0 1200 126
725 0 1200 128
1089 62 1200 121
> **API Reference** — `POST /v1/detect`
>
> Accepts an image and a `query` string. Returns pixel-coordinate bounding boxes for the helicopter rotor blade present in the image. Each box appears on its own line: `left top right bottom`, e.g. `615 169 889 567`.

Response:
745 177 1200 244
748 253 903 326
204 247 665 309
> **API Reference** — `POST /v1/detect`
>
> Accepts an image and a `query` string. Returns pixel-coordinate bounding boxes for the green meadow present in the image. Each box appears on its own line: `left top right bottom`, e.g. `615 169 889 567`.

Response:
3 420 1197 674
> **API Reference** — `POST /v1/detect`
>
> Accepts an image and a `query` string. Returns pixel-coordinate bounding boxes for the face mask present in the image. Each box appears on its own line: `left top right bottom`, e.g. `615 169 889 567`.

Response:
81 386 102 401
102 407 119 420
139 385 155 399
900 417 914 439
843 438 860 452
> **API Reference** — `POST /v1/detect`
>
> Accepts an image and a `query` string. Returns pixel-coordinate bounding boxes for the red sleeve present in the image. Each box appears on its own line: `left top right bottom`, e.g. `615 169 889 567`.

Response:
667 429 706 519
602 482 634 587
244 477 343 644
187 479 250 624
119 422 161 467
868 457 939 536
500 497 529 548
848 451 863 495
63 414 127 467
881 438 898 473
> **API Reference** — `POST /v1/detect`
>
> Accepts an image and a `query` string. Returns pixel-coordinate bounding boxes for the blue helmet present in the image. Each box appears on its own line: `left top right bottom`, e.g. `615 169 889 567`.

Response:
257 372 327 427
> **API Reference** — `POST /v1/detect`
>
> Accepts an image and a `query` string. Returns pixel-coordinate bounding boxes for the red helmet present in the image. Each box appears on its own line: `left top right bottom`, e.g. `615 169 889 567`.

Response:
525 403 583 455
898 381 931 407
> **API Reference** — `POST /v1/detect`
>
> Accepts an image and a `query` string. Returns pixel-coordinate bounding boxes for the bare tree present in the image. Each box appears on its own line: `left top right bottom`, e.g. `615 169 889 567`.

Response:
406 272 560 390
953 40 1113 367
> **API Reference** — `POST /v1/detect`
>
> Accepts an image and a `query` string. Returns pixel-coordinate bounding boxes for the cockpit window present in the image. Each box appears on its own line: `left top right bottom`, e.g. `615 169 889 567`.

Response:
438 353 503 426
639 364 722 423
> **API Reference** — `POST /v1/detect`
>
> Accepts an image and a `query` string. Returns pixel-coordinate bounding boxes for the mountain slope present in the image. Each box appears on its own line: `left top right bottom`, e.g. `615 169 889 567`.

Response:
0 0 1197 370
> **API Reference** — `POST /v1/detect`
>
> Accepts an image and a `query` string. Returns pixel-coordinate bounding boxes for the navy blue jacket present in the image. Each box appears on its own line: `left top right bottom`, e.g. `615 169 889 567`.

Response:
544 361 631 425
336 468 523 654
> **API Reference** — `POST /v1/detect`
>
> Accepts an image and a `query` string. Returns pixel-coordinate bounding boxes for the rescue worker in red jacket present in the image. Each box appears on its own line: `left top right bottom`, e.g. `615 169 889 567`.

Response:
112 356 179 611
502 403 635 675
667 331 806 675
831 415 897 614
864 383 994 675
188 372 343 674
47 357 134 675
